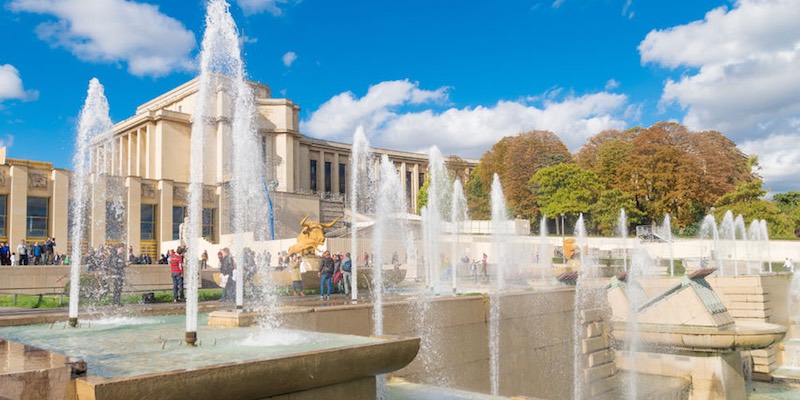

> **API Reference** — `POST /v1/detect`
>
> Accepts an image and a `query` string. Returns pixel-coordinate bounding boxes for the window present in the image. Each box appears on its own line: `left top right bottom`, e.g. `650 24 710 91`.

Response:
105 202 124 241
26 197 48 238
310 160 317 193
0 195 7 238
172 206 186 240
203 208 215 242
141 204 156 240
406 172 413 204
339 163 346 194
324 161 332 193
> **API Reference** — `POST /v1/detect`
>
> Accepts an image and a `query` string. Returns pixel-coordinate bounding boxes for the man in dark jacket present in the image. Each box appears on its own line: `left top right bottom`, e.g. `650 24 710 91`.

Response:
318 250 335 300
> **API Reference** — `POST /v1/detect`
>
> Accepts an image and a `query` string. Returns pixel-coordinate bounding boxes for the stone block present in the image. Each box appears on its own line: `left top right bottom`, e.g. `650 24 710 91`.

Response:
580 309 606 325
587 349 614 368
581 335 610 355
583 362 616 383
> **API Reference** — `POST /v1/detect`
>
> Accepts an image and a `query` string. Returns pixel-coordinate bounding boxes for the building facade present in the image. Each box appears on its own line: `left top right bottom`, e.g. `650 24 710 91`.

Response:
6 79 476 259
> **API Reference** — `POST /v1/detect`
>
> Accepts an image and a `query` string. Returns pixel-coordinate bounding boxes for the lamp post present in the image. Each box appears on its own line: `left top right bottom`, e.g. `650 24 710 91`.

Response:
561 213 566 264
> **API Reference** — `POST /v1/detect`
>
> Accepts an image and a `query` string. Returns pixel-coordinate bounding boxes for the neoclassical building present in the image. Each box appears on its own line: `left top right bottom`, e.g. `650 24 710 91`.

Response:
3 79 477 258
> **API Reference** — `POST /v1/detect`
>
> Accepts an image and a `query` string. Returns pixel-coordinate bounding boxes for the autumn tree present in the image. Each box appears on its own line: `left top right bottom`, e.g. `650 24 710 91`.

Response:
466 130 571 221
616 123 706 227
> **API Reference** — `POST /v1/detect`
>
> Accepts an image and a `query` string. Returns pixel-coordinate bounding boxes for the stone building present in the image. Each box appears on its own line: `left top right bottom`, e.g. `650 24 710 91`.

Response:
1 78 476 259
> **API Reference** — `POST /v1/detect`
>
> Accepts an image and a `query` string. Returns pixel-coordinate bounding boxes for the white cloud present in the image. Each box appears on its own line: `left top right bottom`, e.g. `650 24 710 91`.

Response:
302 80 628 157
236 0 294 16
282 51 297 67
9 0 196 77
0 64 38 102
739 131 800 193
604 79 620 91
552 0 566 9
639 0 800 191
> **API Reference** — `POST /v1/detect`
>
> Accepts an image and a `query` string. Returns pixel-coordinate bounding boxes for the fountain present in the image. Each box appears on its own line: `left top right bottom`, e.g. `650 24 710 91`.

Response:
618 209 628 272
68 78 114 327
349 126 372 301
450 179 466 294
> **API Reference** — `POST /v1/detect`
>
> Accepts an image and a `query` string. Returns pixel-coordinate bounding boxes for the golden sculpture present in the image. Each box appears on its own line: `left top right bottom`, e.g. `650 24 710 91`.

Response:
288 215 341 255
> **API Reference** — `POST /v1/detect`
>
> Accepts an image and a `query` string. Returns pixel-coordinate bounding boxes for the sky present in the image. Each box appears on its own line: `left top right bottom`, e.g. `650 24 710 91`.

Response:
1 0 799 193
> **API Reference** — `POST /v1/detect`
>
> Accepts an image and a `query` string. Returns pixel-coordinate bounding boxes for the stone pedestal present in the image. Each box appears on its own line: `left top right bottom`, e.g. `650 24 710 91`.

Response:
207 309 258 327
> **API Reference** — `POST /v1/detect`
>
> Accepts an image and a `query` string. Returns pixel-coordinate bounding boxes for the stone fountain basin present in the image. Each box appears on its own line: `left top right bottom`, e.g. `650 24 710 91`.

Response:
612 321 786 352
76 334 419 400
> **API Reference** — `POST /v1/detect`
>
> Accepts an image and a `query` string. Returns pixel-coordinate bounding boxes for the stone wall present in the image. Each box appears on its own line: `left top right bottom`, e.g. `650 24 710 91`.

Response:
277 288 576 399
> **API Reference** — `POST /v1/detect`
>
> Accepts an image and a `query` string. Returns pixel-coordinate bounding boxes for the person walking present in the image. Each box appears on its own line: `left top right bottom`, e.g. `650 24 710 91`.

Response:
318 250 335 300
341 252 352 296
169 249 185 302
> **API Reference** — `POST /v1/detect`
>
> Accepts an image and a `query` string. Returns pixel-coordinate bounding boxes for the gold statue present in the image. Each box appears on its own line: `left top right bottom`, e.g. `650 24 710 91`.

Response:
288 215 341 256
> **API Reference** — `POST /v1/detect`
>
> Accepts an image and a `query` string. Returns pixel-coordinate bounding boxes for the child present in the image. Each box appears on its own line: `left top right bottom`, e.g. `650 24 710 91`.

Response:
10 252 16 266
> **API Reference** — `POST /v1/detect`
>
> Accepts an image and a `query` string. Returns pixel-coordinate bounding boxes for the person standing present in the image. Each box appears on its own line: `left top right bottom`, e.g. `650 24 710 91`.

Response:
200 250 208 270
289 253 304 296
481 253 489 279
32 242 42 265
169 249 185 302
17 240 29 266
110 246 126 306
785 258 795 273
219 248 235 302
44 237 56 265
341 252 352 296
318 250 335 300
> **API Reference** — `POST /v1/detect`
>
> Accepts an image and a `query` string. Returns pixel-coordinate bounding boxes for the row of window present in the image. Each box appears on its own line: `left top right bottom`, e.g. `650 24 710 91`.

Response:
0 195 217 243
308 162 426 195
0 195 47 238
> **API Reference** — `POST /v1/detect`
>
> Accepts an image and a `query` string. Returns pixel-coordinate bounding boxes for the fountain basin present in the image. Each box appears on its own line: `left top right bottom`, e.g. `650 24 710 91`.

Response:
612 321 786 352
0 315 420 400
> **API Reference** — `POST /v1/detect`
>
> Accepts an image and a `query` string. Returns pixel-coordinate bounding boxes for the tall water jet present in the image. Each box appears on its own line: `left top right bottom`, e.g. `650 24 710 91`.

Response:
719 210 737 275
185 0 264 343
662 214 674 277
539 215 549 280
572 213 606 400
617 209 628 272
488 173 508 395
699 214 720 275
349 126 372 301
69 78 113 327
623 247 654 400
748 219 763 273
423 146 449 295
761 219 771 273
372 155 409 399
450 179 466 294
734 214 747 274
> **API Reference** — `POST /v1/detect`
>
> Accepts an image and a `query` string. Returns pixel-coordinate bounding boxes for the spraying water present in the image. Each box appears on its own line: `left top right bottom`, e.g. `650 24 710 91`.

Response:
69 78 114 326
424 146 449 295
719 211 737 275
748 220 763 273
488 173 508 395
450 179 466 293
734 214 747 274
662 214 674 276
617 209 628 272
699 214 720 275
186 0 263 340
539 215 549 280
761 220 772 273
349 126 372 301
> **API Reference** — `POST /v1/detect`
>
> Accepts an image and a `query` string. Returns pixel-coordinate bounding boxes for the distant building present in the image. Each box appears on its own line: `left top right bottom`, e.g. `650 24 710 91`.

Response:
1 79 476 259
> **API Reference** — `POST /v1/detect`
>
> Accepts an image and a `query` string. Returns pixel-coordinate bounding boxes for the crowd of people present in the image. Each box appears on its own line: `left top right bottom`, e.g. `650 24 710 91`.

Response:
0 237 62 266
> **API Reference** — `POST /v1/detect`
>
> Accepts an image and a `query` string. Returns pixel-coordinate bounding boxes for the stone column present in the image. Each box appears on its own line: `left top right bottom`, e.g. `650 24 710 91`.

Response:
50 169 69 249
332 152 340 195
399 162 408 210
8 165 28 246
89 175 106 248
316 149 325 194
411 164 420 213
158 180 174 251
275 133 295 192
126 177 142 253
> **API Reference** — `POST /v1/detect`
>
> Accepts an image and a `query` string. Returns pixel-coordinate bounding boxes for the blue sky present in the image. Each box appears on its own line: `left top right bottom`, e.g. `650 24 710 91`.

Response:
1 0 799 193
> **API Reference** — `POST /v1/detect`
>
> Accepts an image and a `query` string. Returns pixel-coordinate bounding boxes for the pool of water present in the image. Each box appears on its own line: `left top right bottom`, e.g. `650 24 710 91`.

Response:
748 381 800 399
0 314 382 379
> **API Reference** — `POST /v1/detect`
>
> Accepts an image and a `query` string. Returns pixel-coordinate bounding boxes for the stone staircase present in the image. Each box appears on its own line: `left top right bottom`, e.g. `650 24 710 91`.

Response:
576 308 617 399
319 199 346 236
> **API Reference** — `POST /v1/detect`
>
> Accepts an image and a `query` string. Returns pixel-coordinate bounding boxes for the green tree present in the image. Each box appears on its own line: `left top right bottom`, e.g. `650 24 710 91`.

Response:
466 166 489 219
713 181 794 239
590 189 646 236
531 163 602 220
